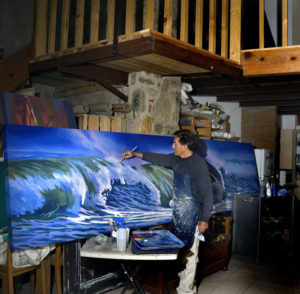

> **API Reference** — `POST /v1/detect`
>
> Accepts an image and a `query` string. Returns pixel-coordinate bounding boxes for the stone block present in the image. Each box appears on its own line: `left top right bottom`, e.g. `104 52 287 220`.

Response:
140 116 153 134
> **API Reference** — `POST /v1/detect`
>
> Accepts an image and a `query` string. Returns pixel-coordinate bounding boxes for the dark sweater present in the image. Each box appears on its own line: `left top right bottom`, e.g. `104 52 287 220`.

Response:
142 152 214 223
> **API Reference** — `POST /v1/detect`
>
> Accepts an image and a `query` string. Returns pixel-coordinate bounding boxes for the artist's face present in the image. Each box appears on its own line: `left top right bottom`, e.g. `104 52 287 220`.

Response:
172 136 186 157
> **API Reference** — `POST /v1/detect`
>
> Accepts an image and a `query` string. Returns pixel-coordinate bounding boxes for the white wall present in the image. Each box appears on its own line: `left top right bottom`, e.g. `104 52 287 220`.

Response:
191 96 242 139
280 115 297 129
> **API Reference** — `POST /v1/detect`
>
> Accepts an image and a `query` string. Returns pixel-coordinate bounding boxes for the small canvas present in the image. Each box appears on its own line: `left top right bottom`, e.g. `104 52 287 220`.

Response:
3 124 259 250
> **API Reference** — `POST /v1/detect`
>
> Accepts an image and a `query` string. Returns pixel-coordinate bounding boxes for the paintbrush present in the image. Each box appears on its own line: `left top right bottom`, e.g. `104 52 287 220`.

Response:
119 146 138 163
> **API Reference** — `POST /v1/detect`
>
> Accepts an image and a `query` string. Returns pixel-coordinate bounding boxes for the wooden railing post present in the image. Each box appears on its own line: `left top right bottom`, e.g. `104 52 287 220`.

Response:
107 0 116 43
145 0 155 30
90 0 100 43
34 0 48 57
195 0 204 48
61 0 70 50
282 0 288 46
259 0 264 48
163 0 172 36
209 0 217 53
47 0 57 54
229 0 242 63
180 0 189 42
125 0 135 34
75 0 85 47
221 0 229 57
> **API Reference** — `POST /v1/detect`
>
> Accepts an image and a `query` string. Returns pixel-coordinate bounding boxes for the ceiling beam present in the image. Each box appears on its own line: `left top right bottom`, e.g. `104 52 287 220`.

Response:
278 106 300 115
218 91 300 102
59 64 128 84
240 99 300 107
59 65 128 102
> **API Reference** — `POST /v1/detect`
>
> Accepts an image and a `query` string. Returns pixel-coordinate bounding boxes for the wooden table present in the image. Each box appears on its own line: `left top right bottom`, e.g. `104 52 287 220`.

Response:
80 237 178 294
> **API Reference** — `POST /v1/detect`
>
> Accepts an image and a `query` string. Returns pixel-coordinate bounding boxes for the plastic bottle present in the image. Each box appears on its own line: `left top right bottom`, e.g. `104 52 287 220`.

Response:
117 219 127 252
266 181 271 198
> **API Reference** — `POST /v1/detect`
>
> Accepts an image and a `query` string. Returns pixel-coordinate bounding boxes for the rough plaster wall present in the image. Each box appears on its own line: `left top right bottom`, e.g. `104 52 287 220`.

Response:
61 88 128 106
0 0 33 58
127 71 180 135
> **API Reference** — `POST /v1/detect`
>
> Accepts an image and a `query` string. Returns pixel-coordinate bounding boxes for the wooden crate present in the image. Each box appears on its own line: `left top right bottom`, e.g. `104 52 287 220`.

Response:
179 114 195 130
196 118 211 139
76 114 122 132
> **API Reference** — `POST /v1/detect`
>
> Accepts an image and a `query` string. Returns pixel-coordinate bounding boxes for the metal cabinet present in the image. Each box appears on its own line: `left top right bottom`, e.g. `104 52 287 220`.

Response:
232 194 261 261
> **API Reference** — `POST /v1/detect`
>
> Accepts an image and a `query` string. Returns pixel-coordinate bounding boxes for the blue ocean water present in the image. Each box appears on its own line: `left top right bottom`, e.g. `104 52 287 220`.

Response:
6 155 259 250
6 157 173 249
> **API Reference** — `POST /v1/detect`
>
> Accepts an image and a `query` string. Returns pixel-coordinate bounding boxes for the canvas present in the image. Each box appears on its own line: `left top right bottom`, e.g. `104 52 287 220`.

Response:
3 125 259 250
0 92 76 129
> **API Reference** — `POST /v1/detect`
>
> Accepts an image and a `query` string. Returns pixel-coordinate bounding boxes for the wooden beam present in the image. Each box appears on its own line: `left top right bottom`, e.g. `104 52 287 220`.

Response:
30 43 114 72
195 0 204 48
59 66 128 102
180 0 189 42
242 46 300 76
61 0 70 50
145 0 154 30
278 106 300 115
125 0 135 34
34 0 48 57
229 0 241 63
0 48 3 61
221 0 229 57
163 0 172 36
59 64 128 84
259 0 264 48
218 91 300 102
48 0 57 54
75 0 85 47
240 99 300 107
282 0 288 46
209 0 217 53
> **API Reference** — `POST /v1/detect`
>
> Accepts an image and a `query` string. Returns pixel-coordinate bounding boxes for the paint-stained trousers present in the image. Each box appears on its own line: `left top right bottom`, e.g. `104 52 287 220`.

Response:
176 227 200 294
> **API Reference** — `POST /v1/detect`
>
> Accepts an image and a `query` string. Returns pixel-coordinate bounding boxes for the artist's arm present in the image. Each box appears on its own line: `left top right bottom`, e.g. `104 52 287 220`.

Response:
121 151 175 168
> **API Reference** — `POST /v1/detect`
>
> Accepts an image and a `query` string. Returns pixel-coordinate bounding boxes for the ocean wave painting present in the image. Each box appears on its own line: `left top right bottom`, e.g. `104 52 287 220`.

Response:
2 124 259 250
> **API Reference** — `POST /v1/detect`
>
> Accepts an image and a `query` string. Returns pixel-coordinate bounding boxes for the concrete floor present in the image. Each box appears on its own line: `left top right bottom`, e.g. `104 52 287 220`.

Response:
1 255 300 294
106 256 300 294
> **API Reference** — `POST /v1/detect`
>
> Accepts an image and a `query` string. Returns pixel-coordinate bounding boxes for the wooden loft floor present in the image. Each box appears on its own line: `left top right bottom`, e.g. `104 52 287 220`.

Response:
30 29 300 114
30 30 241 85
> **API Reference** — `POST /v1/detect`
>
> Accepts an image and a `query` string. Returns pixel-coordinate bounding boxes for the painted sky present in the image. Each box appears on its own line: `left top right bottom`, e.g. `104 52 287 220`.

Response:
3 125 174 163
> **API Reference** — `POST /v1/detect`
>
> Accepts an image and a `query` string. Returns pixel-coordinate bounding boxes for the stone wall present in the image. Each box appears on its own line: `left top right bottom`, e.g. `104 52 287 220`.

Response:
241 106 279 149
127 71 181 135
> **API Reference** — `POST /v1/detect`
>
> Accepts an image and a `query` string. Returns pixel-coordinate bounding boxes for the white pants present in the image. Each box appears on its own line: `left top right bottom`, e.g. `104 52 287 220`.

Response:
176 228 200 294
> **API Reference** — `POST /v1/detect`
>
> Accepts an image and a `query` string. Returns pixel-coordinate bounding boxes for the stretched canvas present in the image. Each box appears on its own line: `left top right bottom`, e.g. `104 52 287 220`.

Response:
3 125 259 250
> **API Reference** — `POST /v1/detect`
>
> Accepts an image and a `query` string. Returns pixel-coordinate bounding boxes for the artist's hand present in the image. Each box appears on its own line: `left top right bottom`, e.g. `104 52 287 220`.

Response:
198 221 209 234
121 150 134 160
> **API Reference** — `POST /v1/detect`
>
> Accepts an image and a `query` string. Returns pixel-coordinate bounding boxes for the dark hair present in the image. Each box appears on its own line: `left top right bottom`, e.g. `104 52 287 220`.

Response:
173 130 197 151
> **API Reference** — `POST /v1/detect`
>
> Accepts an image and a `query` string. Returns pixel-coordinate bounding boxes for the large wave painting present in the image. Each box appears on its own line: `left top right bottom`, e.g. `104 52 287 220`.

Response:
2 125 259 250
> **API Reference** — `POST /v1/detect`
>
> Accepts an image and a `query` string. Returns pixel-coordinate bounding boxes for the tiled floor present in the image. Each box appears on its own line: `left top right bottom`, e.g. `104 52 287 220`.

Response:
106 255 300 294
